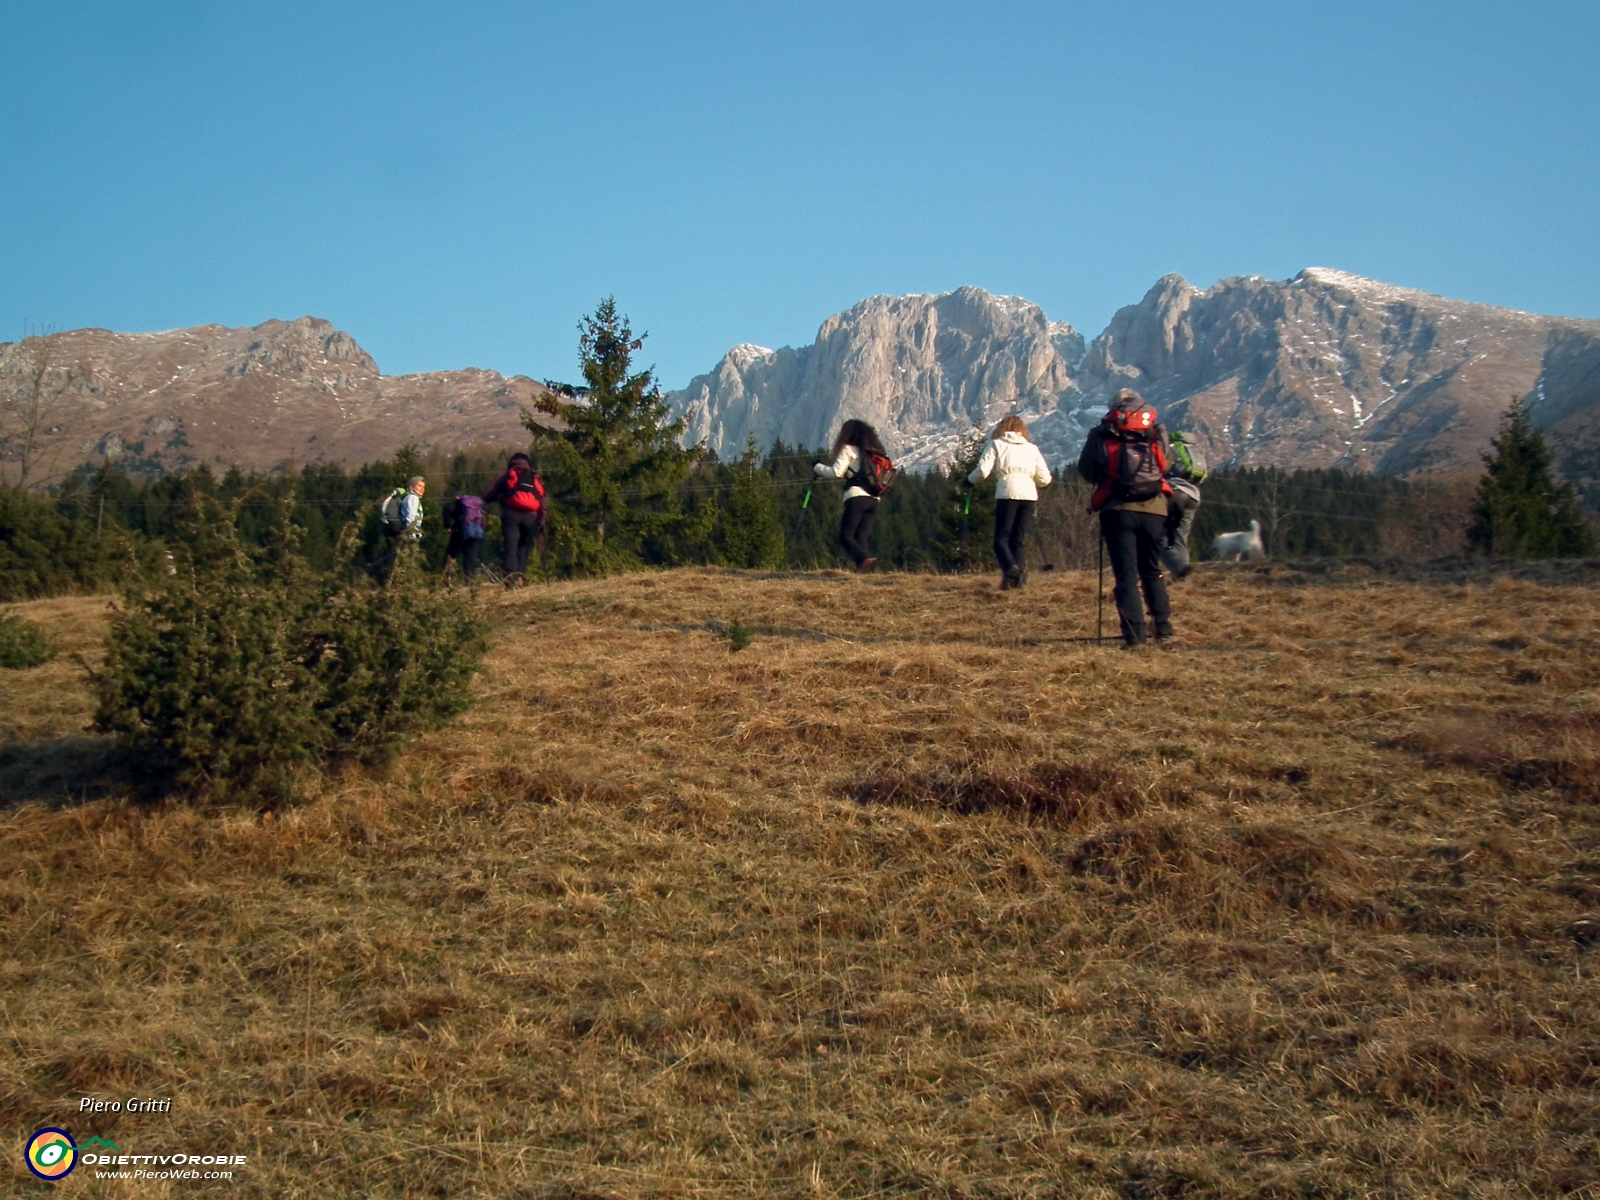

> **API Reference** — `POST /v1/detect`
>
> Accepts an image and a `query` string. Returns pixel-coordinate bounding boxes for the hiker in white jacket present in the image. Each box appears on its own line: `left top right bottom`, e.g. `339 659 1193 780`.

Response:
968 415 1052 589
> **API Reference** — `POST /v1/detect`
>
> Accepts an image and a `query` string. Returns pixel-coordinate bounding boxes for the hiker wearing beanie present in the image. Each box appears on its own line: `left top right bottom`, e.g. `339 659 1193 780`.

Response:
483 452 545 586
968 414 1053 590
814 420 894 573
1077 389 1175 647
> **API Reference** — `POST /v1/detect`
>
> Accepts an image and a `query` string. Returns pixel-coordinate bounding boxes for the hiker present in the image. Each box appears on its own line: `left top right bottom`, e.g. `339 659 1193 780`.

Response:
968 414 1053 589
814 419 894 573
1161 476 1201 578
377 476 427 582
380 476 427 541
483 452 544 586
441 492 487 583
1078 389 1175 648
1161 431 1207 579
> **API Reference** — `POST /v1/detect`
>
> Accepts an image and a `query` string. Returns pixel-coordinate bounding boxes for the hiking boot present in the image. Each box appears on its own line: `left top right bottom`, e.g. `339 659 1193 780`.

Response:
858 558 877 574
999 570 1012 591
504 571 524 590
1006 565 1024 590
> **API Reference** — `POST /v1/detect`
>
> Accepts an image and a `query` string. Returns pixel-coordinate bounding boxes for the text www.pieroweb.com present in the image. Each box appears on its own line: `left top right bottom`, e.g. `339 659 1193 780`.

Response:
87 1152 247 1181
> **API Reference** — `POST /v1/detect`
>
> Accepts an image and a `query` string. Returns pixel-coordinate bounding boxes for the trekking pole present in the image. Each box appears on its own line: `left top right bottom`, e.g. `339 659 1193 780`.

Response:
538 524 550 584
958 485 972 570
1096 532 1104 644
801 484 812 511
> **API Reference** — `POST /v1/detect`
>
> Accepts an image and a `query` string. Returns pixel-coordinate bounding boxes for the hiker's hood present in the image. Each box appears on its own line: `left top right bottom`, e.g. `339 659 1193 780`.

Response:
997 431 1029 445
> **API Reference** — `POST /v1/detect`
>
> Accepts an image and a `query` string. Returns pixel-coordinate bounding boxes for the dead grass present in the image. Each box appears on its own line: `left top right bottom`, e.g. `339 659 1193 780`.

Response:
3 562 1600 1197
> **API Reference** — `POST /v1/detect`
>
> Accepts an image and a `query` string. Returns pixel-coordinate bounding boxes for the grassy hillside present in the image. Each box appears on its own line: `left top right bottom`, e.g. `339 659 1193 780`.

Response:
3 563 1599 1198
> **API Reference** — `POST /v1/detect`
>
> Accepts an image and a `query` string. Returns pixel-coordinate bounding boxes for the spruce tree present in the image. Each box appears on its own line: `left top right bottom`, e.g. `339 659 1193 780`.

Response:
1467 396 1597 558
931 428 996 572
527 299 702 574
715 434 786 569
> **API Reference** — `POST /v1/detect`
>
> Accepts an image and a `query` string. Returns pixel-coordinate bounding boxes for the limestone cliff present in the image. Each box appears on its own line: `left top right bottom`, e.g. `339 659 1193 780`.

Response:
673 287 1090 470
673 270 1600 481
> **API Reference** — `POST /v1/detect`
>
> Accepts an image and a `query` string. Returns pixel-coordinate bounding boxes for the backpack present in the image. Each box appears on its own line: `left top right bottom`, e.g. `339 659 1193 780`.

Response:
1167 476 1202 512
1168 431 1208 482
849 450 897 497
455 495 485 540
380 488 408 537
507 467 544 510
1089 428 1171 512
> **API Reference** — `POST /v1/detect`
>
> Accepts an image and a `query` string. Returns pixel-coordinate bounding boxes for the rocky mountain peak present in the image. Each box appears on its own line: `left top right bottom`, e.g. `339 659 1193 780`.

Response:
672 269 1600 488
674 286 1084 470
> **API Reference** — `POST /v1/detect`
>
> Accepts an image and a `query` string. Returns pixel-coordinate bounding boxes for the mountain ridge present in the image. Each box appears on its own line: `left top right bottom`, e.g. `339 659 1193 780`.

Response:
7 271 1600 501
671 270 1600 493
0 316 550 485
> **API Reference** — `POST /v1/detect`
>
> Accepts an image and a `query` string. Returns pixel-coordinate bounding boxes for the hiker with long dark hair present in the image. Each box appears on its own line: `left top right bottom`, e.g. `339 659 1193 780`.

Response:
814 419 893 573
968 414 1053 590
1078 389 1175 647
482 452 545 587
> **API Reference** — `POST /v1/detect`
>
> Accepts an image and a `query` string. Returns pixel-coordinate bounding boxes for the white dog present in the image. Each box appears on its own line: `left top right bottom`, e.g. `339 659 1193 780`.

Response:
1213 518 1266 561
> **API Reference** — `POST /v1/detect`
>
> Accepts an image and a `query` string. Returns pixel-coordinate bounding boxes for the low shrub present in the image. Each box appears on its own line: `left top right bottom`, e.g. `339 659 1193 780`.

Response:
94 498 486 800
0 613 55 669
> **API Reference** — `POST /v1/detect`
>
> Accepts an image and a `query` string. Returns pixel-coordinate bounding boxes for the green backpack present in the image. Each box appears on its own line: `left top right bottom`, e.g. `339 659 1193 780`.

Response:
1168 431 1208 482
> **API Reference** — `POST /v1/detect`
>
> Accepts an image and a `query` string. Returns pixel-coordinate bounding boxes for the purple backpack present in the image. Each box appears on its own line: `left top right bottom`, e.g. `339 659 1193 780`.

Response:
456 495 485 539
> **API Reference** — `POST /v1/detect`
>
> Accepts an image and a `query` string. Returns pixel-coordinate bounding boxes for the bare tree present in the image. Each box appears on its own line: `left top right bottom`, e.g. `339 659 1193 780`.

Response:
0 330 75 489
1255 468 1298 555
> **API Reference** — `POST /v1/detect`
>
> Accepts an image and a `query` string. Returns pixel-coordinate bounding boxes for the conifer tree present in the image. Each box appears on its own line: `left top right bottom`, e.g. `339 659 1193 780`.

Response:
715 434 786 569
527 299 702 575
931 428 995 572
769 439 840 568
1467 396 1597 558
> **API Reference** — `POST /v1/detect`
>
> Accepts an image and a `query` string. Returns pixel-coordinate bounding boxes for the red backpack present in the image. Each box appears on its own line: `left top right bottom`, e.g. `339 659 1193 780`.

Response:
504 467 544 512
1089 418 1171 512
850 451 897 497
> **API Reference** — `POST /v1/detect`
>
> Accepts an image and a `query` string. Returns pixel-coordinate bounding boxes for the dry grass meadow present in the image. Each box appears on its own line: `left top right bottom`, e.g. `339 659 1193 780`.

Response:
3 561 1600 1198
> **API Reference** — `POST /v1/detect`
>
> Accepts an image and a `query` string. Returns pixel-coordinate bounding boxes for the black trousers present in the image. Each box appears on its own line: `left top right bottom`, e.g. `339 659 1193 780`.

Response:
1100 508 1173 644
993 499 1033 575
839 496 878 566
502 509 543 576
446 531 482 580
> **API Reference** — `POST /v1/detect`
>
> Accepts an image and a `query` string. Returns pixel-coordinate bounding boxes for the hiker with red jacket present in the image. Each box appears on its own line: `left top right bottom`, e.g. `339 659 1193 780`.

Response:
1077 389 1175 648
814 419 894 573
482 452 545 586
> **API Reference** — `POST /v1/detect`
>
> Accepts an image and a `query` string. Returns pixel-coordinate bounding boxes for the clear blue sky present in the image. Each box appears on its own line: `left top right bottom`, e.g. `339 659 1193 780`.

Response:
3 1 1597 389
